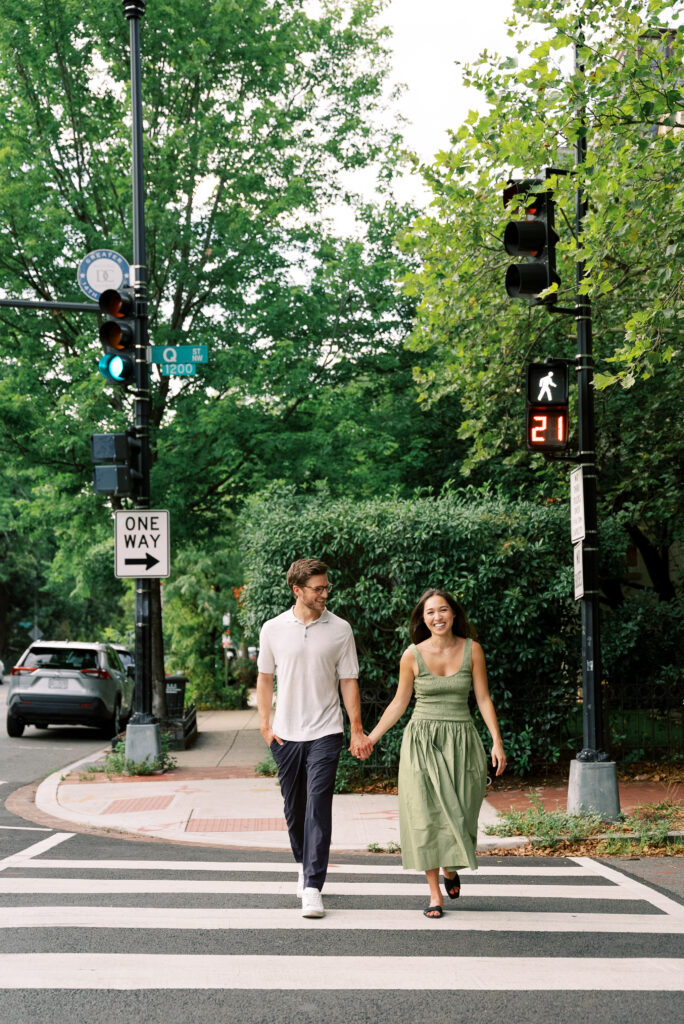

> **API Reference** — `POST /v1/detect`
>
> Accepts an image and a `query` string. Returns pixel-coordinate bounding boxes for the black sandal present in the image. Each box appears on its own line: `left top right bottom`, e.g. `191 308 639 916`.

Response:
443 872 460 900
423 905 444 918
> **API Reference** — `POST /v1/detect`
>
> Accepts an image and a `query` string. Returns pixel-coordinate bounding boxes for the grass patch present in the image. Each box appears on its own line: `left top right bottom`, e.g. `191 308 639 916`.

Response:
485 793 682 852
254 747 376 794
366 841 401 854
99 733 178 777
255 752 278 777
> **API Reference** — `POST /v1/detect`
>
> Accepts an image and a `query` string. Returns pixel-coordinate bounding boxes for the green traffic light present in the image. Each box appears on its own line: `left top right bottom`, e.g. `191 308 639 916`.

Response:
98 352 134 384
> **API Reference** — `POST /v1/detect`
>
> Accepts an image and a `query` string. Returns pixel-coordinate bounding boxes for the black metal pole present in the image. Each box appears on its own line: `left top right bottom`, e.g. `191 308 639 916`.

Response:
574 41 606 763
124 0 154 726
0 299 99 313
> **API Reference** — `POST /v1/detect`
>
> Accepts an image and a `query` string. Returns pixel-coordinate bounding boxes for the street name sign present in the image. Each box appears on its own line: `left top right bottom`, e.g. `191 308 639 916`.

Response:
150 345 208 377
114 510 170 578
150 345 208 363
570 466 585 543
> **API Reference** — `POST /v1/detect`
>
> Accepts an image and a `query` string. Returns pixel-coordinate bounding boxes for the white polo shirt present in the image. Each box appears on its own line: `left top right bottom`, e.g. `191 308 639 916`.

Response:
257 608 359 741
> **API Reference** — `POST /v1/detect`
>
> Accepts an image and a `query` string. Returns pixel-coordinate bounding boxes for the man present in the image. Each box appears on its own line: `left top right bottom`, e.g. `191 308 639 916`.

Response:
257 558 371 918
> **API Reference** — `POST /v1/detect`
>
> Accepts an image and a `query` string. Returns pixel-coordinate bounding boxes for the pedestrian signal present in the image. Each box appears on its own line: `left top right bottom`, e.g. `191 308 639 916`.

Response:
527 362 568 405
526 362 569 452
90 430 142 498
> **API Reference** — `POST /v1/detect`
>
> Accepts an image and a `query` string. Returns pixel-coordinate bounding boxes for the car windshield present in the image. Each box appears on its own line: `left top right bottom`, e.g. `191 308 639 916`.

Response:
116 650 134 671
24 647 99 671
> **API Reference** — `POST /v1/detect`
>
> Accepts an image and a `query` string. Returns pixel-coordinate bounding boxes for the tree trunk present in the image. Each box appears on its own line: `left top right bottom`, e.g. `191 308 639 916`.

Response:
150 581 167 719
626 524 675 601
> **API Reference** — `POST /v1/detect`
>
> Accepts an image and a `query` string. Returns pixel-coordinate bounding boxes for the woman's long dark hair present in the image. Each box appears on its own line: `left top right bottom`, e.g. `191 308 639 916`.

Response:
409 588 477 645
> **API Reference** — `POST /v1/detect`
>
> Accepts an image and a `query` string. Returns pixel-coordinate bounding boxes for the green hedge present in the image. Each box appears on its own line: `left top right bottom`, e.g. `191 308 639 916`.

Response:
238 486 626 774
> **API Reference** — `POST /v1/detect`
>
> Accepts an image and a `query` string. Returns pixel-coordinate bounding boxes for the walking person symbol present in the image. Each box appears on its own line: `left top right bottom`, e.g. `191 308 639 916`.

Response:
537 370 558 402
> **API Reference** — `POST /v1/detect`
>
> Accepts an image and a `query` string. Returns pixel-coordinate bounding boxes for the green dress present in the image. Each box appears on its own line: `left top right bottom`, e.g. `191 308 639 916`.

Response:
398 639 487 872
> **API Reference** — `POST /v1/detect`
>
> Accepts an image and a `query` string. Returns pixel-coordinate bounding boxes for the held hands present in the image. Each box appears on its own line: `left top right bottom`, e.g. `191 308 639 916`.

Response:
490 741 507 777
349 731 374 761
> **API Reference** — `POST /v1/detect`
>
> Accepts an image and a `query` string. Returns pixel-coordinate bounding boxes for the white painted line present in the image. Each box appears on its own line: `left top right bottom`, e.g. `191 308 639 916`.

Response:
14 859 593 877
573 856 684 918
0 826 52 832
0 954 682 990
0 878 637 899
1 906 681 934
0 833 74 872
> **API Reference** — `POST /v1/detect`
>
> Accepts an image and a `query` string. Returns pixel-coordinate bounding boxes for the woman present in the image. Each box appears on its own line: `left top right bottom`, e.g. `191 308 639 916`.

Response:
367 589 506 918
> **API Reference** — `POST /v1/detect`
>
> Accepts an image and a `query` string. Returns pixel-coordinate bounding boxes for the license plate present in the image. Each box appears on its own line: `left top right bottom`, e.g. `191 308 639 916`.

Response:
47 678 68 689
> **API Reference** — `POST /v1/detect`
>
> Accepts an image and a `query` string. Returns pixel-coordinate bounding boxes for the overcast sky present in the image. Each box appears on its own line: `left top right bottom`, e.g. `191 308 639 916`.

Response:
383 0 516 165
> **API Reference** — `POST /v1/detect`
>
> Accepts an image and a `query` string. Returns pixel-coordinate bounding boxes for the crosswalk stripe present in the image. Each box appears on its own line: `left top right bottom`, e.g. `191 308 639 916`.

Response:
573 856 684 918
0 825 52 831
10 858 594 876
0 832 73 872
0 953 681 990
0 878 632 899
1 906 682 933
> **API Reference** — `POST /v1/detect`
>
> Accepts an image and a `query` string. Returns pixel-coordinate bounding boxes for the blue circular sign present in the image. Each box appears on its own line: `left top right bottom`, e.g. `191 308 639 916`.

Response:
77 249 130 301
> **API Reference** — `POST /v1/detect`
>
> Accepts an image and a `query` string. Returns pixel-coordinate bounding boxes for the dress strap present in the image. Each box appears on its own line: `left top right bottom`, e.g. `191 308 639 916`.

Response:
410 643 430 676
463 637 473 672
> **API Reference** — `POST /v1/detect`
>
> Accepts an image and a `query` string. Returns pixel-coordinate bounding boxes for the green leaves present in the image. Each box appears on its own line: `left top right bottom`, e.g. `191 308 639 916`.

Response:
238 485 632 773
398 0 683 589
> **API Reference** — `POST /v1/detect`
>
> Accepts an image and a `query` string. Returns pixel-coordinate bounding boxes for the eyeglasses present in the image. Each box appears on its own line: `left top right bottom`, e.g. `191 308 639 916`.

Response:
303 584 332 594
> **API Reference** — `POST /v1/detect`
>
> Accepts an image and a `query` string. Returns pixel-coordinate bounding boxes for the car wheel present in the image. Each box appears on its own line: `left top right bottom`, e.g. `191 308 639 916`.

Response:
102 698 123 739
7 714 25 738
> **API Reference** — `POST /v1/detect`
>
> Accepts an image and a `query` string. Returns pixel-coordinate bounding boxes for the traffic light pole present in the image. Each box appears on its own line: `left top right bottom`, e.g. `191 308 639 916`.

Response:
574 134 605 762
565 38 619 820
123 0 160 762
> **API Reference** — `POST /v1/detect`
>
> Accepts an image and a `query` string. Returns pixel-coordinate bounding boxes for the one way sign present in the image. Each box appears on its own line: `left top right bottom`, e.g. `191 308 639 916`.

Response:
114 510 170 579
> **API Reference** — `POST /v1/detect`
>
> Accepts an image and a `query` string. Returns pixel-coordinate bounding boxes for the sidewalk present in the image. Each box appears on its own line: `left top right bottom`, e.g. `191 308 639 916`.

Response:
35 708 681 854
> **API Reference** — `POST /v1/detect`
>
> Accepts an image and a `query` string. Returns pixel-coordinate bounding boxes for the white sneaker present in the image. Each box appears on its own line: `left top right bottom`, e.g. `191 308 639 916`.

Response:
296 865 304 898
301 886 325 918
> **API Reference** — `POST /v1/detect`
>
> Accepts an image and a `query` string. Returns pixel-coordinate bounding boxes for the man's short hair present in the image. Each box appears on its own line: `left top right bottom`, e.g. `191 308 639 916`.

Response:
286 558 329 591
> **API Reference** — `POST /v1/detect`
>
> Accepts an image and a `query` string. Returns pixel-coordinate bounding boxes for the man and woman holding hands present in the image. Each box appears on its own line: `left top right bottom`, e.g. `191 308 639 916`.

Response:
257 558 506 919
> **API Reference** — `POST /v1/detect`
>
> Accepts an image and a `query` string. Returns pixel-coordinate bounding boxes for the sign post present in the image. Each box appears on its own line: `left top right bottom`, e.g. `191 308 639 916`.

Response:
120 0 161 767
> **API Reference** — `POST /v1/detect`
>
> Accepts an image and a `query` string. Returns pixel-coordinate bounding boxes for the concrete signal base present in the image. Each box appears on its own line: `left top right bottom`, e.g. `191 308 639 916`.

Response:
125 722 161 767
567 759 621 822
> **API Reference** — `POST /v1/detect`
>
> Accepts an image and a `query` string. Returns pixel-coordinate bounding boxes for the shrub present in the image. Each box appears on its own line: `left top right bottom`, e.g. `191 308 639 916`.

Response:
238 485 626 774
230 657 258 688
192 679 249 711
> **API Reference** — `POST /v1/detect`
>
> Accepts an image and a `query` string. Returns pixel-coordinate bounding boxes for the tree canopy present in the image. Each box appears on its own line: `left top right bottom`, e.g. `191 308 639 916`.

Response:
400 0 683 594
0 0 426 657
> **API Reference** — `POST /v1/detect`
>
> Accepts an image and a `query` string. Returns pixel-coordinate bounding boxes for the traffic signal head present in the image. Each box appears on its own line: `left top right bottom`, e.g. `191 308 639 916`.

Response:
98 287 136 385
90 429 142 497
503 180 559 305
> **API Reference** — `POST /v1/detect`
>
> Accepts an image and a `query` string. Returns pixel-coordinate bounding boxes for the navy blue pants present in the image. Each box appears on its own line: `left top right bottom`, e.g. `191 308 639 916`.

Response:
270 732 343 892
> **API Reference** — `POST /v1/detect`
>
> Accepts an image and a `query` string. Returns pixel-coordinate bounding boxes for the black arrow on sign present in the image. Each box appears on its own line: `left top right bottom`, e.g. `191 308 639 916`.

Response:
124 553 160 571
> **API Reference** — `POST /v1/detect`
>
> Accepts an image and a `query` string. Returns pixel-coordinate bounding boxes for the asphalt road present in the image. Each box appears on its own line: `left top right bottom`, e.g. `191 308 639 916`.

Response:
0 684 682 1024
0 682 109 798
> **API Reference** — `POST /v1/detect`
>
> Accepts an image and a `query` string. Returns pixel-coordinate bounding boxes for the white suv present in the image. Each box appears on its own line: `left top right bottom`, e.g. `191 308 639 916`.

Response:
7 641 134 738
